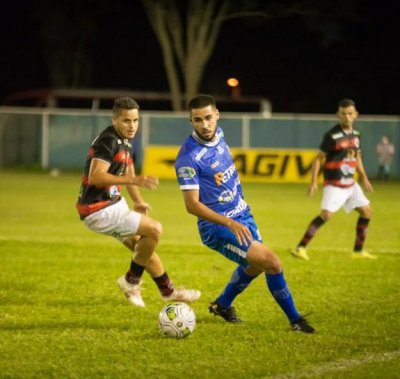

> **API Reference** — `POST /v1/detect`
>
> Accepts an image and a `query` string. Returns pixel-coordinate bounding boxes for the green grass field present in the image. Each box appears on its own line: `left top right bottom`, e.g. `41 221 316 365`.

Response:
0 170 399 378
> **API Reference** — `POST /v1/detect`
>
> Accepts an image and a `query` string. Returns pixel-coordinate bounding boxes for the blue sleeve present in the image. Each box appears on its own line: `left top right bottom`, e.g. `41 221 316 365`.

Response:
175 152 199 190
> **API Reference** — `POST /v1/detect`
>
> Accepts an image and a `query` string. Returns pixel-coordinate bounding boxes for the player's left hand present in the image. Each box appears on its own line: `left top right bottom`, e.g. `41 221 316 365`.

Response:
227 219 253 246
360 175 374 192
363 178 374 193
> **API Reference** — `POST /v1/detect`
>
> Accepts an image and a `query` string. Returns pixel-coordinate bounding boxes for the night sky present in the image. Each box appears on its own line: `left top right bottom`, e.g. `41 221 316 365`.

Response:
1 0 399 114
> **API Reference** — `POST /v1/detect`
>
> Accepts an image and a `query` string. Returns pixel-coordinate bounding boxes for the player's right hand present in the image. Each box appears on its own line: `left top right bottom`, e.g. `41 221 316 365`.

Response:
307 183 318 196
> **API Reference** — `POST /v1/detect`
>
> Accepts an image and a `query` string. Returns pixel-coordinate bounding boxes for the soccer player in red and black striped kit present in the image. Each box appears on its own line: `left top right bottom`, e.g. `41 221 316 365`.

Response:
291 99 376 260
76 97 200 307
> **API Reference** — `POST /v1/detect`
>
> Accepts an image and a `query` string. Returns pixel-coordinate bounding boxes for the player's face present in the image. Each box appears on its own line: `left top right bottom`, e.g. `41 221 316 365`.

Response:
112 109 139 139
190 105 219 141
337 105 358 130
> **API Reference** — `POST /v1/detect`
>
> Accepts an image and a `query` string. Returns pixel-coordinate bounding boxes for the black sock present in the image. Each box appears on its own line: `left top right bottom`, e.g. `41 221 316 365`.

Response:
126 261 145 284
354 217 370 252
153 272 174 296
299 216 325 247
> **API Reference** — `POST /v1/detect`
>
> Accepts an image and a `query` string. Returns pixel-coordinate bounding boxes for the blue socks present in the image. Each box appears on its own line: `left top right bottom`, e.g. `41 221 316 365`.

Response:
216 268 302 323
266 271 301 322
216 266 256 307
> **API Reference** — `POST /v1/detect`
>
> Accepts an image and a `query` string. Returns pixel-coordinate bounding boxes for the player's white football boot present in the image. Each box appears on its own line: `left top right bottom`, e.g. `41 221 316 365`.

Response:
162 288 201 303
117 276 145 307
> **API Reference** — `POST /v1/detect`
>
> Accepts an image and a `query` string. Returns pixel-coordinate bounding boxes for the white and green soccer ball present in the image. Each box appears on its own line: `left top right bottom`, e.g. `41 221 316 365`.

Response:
158 303 196 339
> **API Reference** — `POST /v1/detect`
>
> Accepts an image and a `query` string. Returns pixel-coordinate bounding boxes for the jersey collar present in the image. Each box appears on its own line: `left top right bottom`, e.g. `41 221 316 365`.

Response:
191 129 220 146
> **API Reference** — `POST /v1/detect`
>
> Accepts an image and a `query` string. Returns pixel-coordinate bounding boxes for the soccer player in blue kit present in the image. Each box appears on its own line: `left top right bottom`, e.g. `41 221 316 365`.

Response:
175 95 315 333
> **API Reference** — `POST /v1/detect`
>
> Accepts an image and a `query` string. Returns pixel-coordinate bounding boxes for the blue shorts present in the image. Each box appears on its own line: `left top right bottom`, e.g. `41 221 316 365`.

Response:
198 212 262 267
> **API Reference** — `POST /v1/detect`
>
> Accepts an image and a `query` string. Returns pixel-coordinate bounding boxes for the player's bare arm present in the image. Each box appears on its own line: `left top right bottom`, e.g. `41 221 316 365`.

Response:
88 159 158 189
182 189 253 246
356 154 374 193
125 164 153 213
308 151 325 196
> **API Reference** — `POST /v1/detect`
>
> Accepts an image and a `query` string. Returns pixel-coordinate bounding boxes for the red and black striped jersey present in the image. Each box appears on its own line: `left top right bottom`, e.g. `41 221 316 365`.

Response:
76 125 133 219
320 124 361 188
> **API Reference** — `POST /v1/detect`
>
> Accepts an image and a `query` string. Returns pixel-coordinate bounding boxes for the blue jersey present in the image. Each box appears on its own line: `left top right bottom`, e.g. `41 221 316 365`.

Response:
175 127 261 267
175 127 249 224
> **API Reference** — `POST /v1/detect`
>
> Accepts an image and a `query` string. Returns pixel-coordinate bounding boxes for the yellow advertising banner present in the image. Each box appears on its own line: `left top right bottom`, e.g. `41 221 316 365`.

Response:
143 146 320 183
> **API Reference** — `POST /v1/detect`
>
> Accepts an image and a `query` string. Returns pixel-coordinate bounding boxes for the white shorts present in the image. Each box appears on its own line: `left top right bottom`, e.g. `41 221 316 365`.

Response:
321 183 370 213
83 198 142 242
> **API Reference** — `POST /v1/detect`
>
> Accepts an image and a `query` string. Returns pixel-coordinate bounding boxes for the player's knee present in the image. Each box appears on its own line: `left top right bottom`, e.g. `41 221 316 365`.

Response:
361 206 372 219
260 251 282 274
149 220 163 243
321 210 332 221
268 255 282 274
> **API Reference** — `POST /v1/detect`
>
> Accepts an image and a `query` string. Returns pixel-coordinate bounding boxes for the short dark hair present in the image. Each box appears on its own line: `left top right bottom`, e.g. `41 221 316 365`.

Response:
113 97 139 116
338 98 356 109
188 94 216 111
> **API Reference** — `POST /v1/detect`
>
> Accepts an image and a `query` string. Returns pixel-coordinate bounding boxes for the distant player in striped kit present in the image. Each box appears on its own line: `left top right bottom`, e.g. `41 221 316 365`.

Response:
175 94 315 333
291 99 376 260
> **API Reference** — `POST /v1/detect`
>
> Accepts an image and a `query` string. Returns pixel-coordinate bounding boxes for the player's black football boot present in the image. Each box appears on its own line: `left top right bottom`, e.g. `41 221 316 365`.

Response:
291 317 315 334
208 300 243 323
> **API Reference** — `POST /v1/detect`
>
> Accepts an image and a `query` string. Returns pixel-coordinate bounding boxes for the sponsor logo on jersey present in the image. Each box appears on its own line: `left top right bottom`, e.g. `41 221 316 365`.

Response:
177 166 196 179
214 163 236 186
109 185 120 198
340 164 356 176
226 197 248 218
123 139 132 149
332 132 344 139
218 190 234 203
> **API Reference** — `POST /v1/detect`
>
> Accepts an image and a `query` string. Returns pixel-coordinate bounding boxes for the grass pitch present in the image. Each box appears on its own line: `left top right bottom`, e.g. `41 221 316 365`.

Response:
0 170 399 378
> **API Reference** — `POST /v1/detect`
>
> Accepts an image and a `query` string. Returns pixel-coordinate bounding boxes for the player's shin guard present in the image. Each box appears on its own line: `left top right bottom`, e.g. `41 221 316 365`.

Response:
216 266 257 307
266 271 301 323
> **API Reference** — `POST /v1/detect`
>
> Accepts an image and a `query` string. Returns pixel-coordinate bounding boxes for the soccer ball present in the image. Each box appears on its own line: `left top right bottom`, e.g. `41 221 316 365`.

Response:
158 302 196 339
